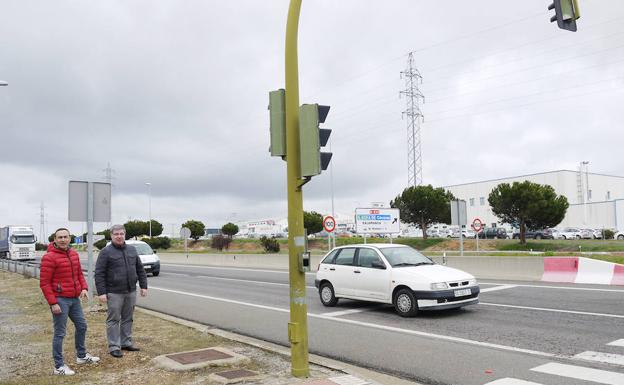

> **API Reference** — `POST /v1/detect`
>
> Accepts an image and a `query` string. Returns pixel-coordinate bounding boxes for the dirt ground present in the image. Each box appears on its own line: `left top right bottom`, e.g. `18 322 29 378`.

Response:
0 271 340 385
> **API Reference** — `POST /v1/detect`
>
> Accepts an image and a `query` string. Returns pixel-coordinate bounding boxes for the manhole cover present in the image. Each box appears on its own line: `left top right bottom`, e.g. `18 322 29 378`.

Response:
166 349 233 364
215 369 257 379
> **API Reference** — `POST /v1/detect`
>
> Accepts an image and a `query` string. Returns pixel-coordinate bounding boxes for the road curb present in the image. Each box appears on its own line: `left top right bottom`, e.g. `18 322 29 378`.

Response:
136 307 423 385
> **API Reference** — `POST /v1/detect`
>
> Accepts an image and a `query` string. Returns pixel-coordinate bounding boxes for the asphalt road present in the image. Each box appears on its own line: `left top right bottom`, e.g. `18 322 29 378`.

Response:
124 263 624 385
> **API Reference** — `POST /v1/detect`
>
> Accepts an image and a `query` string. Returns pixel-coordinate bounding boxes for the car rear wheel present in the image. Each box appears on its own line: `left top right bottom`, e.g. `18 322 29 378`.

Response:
535 234 542 239
394 288 418 317
576 235 581 239
618 235 624 240
319 282 338 307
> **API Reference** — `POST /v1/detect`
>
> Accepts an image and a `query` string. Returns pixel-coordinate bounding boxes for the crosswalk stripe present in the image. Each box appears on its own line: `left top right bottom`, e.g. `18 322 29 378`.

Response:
531 362 624 385
574 351 624 366
484 378 543 385
607 339 624 347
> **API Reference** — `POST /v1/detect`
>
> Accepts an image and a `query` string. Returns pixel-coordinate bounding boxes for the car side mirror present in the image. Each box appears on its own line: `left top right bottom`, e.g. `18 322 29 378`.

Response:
371 260 386 269
153 249 158 254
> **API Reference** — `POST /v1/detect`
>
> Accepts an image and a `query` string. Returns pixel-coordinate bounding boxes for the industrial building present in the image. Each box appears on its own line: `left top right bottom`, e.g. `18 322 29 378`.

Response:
443 169 624 231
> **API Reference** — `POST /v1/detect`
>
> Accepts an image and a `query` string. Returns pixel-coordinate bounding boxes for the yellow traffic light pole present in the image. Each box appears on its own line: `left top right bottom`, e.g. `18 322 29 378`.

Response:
284 0 309 377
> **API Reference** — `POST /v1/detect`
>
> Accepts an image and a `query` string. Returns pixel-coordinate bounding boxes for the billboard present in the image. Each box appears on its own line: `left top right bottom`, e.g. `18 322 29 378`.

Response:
355 208 400 234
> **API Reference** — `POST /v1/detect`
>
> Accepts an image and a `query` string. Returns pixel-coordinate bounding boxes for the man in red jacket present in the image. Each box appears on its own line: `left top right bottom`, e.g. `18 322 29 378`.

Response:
40 228 100 375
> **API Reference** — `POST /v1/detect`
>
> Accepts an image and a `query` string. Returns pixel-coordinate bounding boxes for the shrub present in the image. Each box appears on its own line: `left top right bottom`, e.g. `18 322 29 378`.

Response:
260 236 280 253
211 235 232 251
142 237 171 250
94 239 108 250
35 243 48 251
603 229 615 240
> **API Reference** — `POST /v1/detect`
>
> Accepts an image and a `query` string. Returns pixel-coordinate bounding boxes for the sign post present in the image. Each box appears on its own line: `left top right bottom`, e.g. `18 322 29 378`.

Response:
69 181 111 305
355 208 400 243
323 216 336 251
471 218 483 254
180 227 191 259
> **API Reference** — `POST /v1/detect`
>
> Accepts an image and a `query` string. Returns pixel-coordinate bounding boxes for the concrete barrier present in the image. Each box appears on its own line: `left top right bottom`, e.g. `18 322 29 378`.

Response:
541 256 624 285
430 256 545 281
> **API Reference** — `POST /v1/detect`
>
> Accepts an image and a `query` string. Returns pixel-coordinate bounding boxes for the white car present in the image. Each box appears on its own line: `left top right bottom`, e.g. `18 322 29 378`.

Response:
315 244 479 317
558 227 582 240
124 240 161 276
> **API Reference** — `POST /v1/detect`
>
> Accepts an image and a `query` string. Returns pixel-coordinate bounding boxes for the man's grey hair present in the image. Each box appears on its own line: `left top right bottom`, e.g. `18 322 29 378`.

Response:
110 224 126 234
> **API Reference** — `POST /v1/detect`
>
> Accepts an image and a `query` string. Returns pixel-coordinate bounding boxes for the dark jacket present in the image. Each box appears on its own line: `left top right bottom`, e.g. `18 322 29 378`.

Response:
40 243 88 305
95 242 147 295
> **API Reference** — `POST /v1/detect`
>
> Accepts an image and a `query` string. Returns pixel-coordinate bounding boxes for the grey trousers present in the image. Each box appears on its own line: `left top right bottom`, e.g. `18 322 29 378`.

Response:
106 292 137 352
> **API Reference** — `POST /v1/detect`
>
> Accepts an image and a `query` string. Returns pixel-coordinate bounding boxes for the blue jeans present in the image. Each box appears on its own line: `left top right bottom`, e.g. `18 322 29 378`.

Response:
52 297 87 368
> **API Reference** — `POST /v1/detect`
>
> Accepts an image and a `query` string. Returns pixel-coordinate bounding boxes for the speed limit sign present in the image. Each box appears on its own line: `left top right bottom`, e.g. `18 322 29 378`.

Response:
471 218 483 232
323 216 336 233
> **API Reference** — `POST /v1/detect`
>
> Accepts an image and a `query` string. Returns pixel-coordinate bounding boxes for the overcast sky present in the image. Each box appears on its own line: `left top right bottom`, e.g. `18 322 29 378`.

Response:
1 0 622 237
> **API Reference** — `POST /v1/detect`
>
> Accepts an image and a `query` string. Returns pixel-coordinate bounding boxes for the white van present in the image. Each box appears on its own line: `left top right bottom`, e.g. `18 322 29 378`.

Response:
315 244 479 317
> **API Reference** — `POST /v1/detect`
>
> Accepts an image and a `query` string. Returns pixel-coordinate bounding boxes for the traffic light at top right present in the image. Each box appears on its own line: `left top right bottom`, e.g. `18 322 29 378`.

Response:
299 103 332 178
548 0 580 32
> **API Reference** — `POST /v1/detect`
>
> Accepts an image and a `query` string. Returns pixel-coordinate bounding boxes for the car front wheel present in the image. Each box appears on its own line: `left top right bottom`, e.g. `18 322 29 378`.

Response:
319 282 338 307
152 271 160 277
618 235 624 240
394 288 418 317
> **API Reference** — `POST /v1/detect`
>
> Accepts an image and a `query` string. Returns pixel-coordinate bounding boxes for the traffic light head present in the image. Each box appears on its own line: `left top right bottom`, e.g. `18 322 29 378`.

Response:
268 89 286 157
548 0 579 32
299 103 332 178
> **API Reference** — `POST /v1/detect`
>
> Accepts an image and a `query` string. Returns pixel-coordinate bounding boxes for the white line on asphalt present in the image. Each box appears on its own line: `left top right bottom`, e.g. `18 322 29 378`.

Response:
484 378 543 385
574 351 624 366
607 339 624 347
149 286 567 361
480 281 624 293
197 275 316 289
479 302 624 319
531 362 624 385
322 306 385 317
162 263 309 275
480 285 518 293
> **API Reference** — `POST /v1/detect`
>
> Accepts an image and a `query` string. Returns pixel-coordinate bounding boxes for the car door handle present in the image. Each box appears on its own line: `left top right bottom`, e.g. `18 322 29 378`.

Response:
329 268 335 271
354 270 361 273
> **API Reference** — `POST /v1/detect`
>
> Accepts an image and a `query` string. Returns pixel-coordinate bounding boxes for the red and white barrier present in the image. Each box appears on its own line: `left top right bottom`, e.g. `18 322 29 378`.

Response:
542 257 624 286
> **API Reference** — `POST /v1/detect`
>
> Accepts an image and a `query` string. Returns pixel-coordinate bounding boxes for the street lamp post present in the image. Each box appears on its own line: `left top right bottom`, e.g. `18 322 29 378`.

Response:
145 182 152 237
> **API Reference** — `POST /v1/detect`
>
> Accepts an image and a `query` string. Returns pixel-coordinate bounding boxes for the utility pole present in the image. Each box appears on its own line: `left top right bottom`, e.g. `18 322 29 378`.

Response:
284 0 309 377
103 162 115 229
40 202 45 243
400 52 425 187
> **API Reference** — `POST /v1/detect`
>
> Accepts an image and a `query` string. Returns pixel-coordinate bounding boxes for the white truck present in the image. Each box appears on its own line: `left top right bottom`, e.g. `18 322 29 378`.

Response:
0 225 37 261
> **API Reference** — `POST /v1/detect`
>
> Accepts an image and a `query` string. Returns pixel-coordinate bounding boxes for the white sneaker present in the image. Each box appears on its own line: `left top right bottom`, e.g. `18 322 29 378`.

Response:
53 364 75 375
76 352 100 364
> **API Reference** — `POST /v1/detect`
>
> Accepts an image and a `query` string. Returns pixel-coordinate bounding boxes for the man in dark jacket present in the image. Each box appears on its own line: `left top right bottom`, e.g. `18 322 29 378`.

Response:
40 228 100 375
95 224 148 358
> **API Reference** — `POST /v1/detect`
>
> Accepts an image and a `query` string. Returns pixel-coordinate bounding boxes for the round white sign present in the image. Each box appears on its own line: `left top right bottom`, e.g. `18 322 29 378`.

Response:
323 216 336 233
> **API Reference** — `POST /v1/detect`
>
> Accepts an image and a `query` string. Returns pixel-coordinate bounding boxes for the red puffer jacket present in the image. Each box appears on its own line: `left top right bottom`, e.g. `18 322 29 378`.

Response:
40 243 88 305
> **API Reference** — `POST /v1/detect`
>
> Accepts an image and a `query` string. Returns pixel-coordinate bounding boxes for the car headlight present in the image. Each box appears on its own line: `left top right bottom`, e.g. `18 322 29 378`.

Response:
430 282 448 290
468 278 478 286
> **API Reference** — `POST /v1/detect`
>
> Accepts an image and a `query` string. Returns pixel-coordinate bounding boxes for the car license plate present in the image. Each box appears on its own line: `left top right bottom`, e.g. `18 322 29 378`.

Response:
454 288 471 297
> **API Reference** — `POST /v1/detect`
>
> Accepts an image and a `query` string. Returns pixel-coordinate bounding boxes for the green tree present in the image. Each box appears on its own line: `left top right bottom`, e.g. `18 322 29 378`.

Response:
148 219 163 237
390 185 456 239
221 222 239 239
303 211 323 235
488 181 568 244
182 219 205 241
124 220 146 239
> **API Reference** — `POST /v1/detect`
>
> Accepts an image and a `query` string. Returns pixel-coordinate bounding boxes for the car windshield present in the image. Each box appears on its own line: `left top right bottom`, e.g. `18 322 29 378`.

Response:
11 235 35 244
131 243 153 255
380 247 433 267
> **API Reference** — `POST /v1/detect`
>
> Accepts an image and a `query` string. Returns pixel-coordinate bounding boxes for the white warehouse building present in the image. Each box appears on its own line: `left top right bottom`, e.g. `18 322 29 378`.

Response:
443 170 624 232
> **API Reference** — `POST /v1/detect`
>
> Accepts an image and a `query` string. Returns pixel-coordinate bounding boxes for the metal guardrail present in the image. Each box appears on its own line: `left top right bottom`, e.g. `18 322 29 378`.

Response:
0 259 40 278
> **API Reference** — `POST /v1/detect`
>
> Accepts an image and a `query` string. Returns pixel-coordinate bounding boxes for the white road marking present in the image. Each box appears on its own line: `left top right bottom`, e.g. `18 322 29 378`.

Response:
162 263 305 275
328 375 370 385
480 285 517 293
323 306 385 317
479 302 624 319
531 362 624 385
607 339 624 347
574 351 624 366
480 281 624 293
149 286 566 360
196 275 316 289
484 379 543 385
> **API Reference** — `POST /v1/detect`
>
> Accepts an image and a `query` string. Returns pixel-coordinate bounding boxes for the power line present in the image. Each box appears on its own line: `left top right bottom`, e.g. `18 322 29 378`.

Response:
400 53 425 187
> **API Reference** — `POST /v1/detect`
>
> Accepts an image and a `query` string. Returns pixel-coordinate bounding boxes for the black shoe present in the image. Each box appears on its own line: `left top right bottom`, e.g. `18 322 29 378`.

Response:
121 346 140 352
110 350 123 358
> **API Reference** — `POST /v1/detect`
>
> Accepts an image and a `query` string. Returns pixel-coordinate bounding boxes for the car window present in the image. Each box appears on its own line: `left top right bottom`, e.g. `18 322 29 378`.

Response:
357 248 383 268
130 243 154 255
334 248 356 266
380 247 432 267
320 249 339 264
